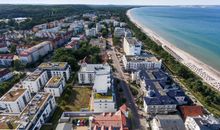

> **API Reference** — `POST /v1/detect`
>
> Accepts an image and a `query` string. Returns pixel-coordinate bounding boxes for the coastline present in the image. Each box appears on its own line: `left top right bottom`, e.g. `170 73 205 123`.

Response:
127 9 220 91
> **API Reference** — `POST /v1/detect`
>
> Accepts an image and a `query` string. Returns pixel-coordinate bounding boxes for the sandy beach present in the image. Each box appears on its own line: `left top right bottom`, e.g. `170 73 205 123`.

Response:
127 9 220 92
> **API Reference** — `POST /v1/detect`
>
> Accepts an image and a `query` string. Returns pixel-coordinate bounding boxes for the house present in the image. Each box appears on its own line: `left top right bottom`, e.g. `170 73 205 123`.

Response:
123 37 142 56
91 110 129 130
0 54 14 66
185 115 220 130
38 62 71 81
0 92 56 130
122 54 162 71
179 105 204 120
151 115 185 130
44 76 66 97
0 68 13 83
22 70 48 93
0 87 31 113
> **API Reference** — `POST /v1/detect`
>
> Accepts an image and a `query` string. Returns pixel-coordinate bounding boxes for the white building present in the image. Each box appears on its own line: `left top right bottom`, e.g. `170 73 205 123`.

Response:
19 41 53 64
85 28 97 37
93 74 116 112
123 37 142 56
122 54 162 71
0 88 31 113
96 23 102 32
185 115 220 130
38 62 71 81
0 92 56 130
0 44 9 53
78 63 111 84
0 54 14 66
152 115 185 130
0 68 13 83
44 76 66 97
114 27 125 37
22 70 48 93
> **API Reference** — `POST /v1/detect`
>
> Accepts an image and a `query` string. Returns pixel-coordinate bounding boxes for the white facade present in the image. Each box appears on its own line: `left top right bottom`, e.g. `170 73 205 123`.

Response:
122 55 162 71
19 41 53 64
22 70 48 93
44 76 66 97
86 28 97 37
0 46 9 53
93 98 116 112
114 27 125 37
38 62 71 81
78 63 111 84
185 116 220 130
0 88 31 113
123 37 142 56
96 23 102 32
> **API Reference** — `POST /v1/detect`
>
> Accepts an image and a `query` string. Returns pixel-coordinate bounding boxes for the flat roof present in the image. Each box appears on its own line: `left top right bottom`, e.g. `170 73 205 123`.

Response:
24 70 44 81
79 64 111 74
93 74 111 93
0 88 26 102
125 54 159 62
38 62 68 70
46 76 62 88
124 37 141 46
0 115 19 129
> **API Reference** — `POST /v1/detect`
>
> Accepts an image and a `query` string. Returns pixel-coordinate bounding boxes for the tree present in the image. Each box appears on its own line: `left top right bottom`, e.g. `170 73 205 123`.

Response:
9 44 16 54
13 59 25 71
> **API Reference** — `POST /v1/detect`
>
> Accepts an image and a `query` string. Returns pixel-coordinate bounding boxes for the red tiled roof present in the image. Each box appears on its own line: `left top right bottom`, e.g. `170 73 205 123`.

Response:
179 105 204 120
92 110 128 130
120 104 128 112
0 54 14 59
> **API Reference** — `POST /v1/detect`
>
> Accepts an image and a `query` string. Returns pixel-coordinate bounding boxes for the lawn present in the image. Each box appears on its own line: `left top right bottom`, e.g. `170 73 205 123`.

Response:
59 87 92 111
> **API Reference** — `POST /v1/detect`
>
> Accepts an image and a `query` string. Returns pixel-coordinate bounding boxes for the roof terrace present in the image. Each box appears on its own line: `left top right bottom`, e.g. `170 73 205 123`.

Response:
24 70 44 81
46 76 62 88
38 62 67 70
0 88 26 102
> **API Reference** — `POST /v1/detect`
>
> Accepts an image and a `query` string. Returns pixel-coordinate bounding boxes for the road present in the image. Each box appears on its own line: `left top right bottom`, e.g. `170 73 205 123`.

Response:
110 47 144 130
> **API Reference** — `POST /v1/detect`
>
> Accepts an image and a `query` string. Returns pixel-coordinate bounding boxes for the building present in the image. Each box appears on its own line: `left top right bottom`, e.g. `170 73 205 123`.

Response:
85 28 97 37
185 115 220 130
93 73 116 112
56 123 73 130
114 27 125 37
0 88 31 113
89 38 106 50
44 76 66 97
0 68 13 83
151 115 185 130
0 44 9 53
134 70 181 114
96 23 102 32
123 37 142 55
78 63 111 84
0 92 56 130
19 41 53 64
179 105 204 120
122 54 162 71
0 54 15 66
22 70 48 93
38 62 71 81
90 110 129 130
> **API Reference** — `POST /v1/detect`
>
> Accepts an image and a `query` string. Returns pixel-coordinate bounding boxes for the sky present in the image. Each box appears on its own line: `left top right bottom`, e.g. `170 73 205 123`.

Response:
0 0 220 5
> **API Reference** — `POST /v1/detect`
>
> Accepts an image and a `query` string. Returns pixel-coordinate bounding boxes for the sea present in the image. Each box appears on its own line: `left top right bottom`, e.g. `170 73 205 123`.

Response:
129 6 220 71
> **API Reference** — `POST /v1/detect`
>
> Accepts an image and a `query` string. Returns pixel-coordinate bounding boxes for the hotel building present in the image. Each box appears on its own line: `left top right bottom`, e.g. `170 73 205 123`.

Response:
123 37 142 56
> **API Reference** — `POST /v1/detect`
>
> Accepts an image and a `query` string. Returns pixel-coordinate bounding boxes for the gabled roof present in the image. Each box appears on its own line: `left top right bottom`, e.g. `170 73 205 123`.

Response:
179 105 204 120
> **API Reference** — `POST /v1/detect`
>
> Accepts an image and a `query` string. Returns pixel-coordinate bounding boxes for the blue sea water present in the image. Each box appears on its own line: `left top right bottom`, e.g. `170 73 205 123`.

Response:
129 6 220 71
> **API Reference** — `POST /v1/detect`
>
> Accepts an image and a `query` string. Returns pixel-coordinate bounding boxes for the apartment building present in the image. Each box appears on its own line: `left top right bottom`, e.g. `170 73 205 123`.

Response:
22 70 49 93
123 37 142 55
38 62 71 81
44 76 66 97
78 63 111 84
0 92 56 130
0 68 13 83
85 28 97 37
19 41 53 64
114 27 125 37
0 88 31 113
0 54 15 66
122 54 162 71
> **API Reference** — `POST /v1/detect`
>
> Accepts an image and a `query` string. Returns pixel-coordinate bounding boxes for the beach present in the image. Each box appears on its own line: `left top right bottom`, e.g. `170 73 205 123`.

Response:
127 9 220 92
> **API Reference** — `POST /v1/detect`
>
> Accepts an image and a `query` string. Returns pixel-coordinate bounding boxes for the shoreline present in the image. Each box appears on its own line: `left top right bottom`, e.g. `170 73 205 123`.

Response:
127 9 220 91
